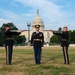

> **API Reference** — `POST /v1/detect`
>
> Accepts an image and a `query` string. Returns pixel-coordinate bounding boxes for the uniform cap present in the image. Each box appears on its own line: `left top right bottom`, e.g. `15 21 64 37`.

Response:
5 25 10 27
35 25 40 28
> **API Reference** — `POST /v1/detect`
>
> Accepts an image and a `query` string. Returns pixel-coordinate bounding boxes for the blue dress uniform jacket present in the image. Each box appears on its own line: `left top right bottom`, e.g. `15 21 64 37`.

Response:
53 31 69 47
53 31 69 64
4 29 21 46
31 32 44 64
4 29 21 65
31 32 44 47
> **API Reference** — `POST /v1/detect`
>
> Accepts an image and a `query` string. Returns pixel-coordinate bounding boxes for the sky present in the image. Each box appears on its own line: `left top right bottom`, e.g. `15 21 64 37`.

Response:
0 0 75 30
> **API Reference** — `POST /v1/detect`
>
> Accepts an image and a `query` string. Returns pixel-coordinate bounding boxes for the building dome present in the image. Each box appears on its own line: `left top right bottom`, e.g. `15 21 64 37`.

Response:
32 13 44 25
32 10 44 31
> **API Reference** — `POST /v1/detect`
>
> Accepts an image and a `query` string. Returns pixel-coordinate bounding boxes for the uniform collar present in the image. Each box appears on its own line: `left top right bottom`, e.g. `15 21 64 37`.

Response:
36 31 39 34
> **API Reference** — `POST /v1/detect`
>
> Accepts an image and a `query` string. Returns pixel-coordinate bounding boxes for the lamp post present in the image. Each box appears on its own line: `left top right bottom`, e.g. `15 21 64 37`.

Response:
27 23 31 45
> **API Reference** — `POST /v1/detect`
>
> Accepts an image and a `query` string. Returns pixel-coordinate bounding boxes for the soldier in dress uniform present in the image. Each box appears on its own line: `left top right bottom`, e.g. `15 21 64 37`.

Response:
4 25 24 65
31 25 44 64
51 27 70 64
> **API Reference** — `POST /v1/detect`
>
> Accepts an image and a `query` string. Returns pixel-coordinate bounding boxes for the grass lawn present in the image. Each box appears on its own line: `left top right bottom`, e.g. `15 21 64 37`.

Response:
0 46 75 75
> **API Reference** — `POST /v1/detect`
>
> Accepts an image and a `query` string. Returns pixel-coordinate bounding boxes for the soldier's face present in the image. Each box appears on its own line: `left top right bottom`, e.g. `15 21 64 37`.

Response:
5 27 10 31
35 27 40 31
63 28 68 32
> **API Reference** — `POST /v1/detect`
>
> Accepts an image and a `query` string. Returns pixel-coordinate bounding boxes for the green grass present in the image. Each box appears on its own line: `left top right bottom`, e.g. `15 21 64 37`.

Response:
0 46 75 75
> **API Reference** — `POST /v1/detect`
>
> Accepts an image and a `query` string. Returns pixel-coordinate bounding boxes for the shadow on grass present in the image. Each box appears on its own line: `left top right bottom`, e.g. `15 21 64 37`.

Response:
69 54 75 64
13 57 34 65
42 54 63 64
40 65 69 75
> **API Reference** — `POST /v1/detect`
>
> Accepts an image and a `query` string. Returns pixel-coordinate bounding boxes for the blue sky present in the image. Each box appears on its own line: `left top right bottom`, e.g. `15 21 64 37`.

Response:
0 0 75 30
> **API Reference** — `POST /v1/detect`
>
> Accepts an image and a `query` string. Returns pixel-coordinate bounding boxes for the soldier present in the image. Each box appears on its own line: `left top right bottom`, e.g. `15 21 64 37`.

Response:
31 25 44 64
4 25 24 65
51 27 69 64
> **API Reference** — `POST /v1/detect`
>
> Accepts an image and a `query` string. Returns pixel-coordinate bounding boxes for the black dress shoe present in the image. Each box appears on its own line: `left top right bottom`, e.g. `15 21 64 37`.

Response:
64 62 66 64
36 62 41 64
9 62 12 65
67 62 70 64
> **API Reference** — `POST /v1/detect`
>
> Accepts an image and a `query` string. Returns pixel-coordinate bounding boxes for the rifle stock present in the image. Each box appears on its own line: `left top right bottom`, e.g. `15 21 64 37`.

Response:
10 30 25 32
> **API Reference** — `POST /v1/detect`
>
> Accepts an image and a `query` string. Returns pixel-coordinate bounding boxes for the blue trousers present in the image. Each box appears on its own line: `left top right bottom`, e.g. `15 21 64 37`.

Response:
5 46 13 65
34 47 42 64
62 46 69 64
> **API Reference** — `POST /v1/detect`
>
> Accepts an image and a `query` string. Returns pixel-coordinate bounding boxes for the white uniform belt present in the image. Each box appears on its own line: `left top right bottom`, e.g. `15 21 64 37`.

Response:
6 38 13 40
34 39 41 41
62 39 67 41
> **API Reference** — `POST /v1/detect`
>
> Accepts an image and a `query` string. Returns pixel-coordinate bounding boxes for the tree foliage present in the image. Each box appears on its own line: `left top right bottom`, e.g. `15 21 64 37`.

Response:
69 30 75 44
50 35 60 44
0 23 26 46
50 28 75 44
50 27 62 44
0 28 4 46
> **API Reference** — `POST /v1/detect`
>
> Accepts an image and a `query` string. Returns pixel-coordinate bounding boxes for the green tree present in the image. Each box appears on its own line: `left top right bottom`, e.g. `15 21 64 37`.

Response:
50 27 62 44
14 35 26 44
69 30 75 44
58 27 62 31
0 28 4 46
1 23 18 31
50 35 60 44
0 23 26 46
57 27 62 43
50 27 75 44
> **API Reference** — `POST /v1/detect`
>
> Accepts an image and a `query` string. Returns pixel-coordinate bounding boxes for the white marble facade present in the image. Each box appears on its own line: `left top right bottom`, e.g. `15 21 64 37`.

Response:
21 10 53 43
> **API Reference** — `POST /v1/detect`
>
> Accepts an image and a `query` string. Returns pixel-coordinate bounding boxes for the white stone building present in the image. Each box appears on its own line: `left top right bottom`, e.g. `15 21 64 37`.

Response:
21 10 53 44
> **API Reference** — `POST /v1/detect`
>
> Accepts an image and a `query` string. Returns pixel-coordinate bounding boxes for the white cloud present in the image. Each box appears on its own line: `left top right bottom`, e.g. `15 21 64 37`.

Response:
13 0 65 29
11 0 19 7
0 0 74 30
0 8 33 29
0 18 11 27
0 9 24 29
0 9 20 21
